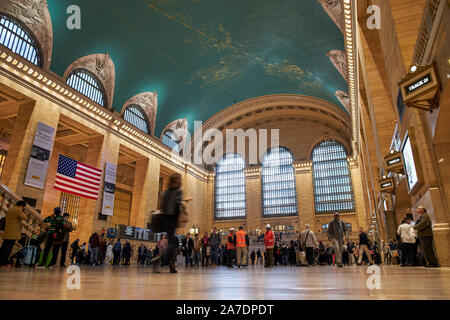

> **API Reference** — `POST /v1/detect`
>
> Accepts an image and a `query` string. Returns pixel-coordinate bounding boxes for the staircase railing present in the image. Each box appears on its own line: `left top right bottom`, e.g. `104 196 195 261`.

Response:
0 182 44 238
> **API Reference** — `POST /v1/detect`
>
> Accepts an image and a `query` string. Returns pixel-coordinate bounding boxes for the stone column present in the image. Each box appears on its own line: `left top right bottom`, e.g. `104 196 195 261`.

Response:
244 166 262 231
1 100 60 196
294 161 314 232
129 157 160 228
349 157 370 232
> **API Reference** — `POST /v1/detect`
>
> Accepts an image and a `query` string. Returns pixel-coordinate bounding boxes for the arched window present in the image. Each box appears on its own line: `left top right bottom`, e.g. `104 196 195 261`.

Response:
66 69 106 107
162 130 180 153
0 14 41 66
214 154 246 219
123 105 150 133
312 140 355 214
261 146 298 217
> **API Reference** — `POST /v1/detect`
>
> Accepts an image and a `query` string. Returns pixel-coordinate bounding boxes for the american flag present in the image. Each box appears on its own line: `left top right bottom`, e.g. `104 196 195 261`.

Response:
54 155 102 200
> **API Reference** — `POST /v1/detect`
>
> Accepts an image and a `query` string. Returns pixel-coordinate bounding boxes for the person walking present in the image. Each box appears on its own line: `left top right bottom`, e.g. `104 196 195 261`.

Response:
300 224 318 265
0 200 27 268
226 228 236 268
112 239 122 265
209 227 221 268
414 206 438 267
327 213 349 267
356 227 373 266
397 217 416 266
88 231 100 265
156 173 191 273
235 226 248 268
58 213 73 268
264 224 275 267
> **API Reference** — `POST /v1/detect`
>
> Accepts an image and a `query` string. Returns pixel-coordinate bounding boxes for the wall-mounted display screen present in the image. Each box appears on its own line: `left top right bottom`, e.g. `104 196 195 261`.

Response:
401 135 419 191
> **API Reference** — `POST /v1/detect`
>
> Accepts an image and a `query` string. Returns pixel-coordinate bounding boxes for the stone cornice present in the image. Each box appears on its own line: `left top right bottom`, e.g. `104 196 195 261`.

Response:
0 47 211 180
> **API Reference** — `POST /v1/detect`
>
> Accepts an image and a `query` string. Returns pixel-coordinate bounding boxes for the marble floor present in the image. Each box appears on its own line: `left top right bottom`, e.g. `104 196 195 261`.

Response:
0 264 449 300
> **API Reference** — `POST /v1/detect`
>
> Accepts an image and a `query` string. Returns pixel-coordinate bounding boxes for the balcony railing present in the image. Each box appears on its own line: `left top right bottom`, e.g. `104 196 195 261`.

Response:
0 182 44 239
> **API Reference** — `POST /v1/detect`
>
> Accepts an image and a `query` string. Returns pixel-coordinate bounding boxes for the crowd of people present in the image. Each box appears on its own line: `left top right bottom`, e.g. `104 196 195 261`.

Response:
0 195 440 270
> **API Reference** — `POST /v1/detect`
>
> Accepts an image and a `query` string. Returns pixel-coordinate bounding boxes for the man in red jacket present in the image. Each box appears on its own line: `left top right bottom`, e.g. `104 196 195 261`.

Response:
264 224 275 267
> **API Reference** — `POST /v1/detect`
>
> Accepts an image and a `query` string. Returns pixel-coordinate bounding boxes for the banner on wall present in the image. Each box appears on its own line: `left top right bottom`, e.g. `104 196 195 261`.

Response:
24 122 55 189
101 162 117 215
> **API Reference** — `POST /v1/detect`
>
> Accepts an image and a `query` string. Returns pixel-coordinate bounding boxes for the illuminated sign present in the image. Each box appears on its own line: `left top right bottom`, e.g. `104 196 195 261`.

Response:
405 74 432 95
401 135 419 192
399 64 441 111
384 151 404 173
115 224 156 242
379 177 395 193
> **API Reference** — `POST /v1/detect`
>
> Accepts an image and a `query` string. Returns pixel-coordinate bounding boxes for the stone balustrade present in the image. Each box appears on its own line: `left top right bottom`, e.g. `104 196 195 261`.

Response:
0 182 44 239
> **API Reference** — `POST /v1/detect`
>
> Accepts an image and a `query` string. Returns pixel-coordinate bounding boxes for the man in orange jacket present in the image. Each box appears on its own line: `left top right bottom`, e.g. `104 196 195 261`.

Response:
264 224 275 267
236 226 248 268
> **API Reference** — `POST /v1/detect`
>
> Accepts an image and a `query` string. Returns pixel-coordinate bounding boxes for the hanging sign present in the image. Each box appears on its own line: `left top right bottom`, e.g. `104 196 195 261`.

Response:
101 162 117 215
24 122 55 189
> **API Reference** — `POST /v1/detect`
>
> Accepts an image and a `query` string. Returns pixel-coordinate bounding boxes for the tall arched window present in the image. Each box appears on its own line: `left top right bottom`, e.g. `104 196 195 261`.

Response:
214 154 246 219
162 130 180 153
123 105 150 133
312 140 355 214
0 14 41 66
261 146 298 217
66 69 106 107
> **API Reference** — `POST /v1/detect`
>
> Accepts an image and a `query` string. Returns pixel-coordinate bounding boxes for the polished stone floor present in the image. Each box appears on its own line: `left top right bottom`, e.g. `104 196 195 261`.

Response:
0 263 449 300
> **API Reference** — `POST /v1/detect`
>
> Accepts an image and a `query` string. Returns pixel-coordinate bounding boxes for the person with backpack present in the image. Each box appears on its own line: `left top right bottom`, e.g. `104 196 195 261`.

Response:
37 207 64 269
0 200 27 268
58 213 73 268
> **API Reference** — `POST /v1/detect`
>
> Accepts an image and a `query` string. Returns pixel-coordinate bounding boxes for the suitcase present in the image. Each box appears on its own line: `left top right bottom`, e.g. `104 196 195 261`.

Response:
23 245 37 266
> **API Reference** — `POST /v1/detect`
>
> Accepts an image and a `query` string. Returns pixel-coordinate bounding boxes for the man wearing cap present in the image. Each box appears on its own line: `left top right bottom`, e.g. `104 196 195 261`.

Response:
235 226 248 268
414 206 438 267
226 228 236 268
264 224 275 267
37 207 64 268
327 213 349 268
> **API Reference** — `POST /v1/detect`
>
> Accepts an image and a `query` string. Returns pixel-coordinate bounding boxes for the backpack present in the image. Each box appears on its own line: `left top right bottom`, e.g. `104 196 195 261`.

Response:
52 218 65 244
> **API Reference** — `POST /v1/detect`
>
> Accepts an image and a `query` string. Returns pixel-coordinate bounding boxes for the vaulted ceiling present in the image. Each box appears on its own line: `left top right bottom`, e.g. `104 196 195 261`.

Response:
46 0 347 135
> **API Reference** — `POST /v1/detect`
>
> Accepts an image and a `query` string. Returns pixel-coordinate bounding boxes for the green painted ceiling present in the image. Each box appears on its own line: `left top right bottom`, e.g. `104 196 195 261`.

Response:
47 0 347 136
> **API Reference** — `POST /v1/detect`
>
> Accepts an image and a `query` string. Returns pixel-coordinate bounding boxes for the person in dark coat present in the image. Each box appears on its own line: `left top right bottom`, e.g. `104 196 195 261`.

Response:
70 239 79 265
414 206 438 267
250 250 256 265
122 241 131 265
182 233 194 267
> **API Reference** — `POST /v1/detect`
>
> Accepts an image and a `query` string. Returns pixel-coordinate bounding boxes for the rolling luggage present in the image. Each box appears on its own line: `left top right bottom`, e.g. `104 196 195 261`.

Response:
23 245 37 267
